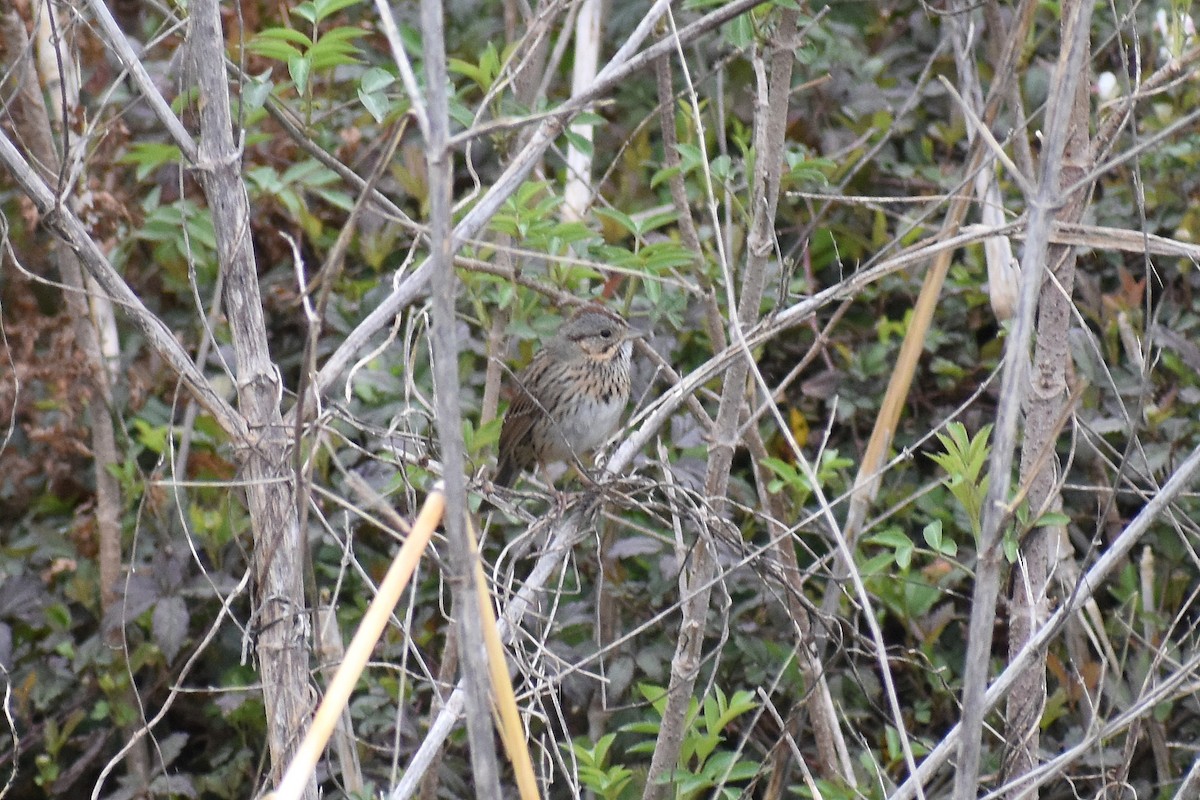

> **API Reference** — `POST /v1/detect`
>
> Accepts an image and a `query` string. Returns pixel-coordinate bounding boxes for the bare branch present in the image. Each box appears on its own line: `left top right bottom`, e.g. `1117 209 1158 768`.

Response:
895 434 1200 799
418 0 503 794
82 0 197 162
0 128 244 438
189 0 310 792
305 0 767 409
953 0 1094 794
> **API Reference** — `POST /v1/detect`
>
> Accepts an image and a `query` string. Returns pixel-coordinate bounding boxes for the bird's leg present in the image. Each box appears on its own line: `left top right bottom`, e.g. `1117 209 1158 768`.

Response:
564 456 614 512
532 462 575 514
574 465 600 489
482 478 499 509
564 448 607 489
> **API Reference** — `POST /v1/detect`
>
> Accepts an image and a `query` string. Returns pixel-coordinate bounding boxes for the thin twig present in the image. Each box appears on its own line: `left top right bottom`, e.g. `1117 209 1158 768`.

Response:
417 0 503 794
952 1 1094 795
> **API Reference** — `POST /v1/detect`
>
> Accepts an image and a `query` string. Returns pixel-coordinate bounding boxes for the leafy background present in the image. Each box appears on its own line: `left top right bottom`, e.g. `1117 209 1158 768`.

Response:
2 0 1200 798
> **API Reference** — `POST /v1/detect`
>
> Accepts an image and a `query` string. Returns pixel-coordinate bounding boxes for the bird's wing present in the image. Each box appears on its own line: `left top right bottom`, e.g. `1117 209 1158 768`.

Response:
494 355 550 485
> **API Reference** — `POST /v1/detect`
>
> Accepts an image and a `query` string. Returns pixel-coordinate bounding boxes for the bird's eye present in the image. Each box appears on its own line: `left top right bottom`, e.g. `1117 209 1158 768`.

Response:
600 329 613 339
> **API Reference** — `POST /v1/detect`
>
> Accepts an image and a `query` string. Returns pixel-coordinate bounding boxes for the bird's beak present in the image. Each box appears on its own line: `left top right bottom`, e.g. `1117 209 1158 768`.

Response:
627 329 647 341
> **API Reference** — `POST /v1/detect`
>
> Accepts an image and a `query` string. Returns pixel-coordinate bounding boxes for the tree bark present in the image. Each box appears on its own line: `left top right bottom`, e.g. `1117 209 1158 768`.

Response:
952 1 1093 796
0 3 152 790
642 9 799 799
187 2 312 794
1002 17 1093 796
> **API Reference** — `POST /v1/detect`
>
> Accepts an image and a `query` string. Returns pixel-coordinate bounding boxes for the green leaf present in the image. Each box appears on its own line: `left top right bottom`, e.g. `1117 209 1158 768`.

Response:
761 457 796 489
447 44 501 92
119 142 182 181
288 54 312 95
1034 511 1071 528
133 419 170 454
312 0 363 22
314 188 355 212
545 221 596 245
447 57 487 87
574 110 606 127
291 1 318 24
929 422 993 538
255 27 315 47
675 142 704 171
923 519 943 551
246 38 303 63
279 158 337 186
594 207 639 238
866 528 914 571
1003 530 1019 563
47 602 72 630
359 89 390 123
724 14 755 49
360 66 395 94
635 209 680 235
308 30 364 69
465 417 502 455
478 41 500 86
241 75 274 111
248 27 313 61
710 153 733 181
316 25 366 44
639 242 695 272
923 520 956 556
563 128 593 158
649 164 682 188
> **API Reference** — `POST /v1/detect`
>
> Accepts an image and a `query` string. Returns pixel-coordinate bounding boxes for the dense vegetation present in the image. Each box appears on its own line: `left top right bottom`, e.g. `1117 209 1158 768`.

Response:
3 0 1200 798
